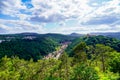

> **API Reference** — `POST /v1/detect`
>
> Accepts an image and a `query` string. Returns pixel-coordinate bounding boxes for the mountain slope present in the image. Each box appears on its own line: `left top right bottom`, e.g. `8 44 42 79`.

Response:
66 35 120 56
0 37 59 61
0 33 77 61
91 32 120 39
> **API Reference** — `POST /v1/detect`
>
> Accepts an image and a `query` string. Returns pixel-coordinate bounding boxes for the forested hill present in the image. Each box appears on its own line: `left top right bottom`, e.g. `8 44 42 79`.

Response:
69 32 120 40
0 33 76 61
66 35 120 56
0 33 119 80
0 33 75 42
91 32 120 39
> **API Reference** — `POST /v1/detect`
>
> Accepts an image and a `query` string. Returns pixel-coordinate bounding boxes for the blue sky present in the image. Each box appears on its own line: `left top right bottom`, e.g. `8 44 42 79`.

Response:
0 0 120 34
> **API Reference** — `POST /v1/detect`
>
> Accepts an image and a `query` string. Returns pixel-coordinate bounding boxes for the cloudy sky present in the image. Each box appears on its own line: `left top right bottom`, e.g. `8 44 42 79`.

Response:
0 0 120 34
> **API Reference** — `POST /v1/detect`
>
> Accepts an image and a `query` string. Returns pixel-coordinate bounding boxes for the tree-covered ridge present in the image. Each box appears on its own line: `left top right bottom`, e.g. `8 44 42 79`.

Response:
91 32 120 40
0 34 119 80
0 33 76 42
0 33 76 61
44 33 76 43
66 35 120 56
0 37 59 61
0 43 119 80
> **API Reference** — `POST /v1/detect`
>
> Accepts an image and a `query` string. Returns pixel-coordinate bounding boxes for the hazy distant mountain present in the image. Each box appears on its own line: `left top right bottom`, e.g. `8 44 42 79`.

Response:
91 32 120 39
19 32 39 36
70 33 84 37
69 32 120 39
0 33 76 41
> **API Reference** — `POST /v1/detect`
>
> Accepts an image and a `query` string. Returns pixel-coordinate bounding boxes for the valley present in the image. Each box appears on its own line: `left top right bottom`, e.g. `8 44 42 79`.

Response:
0 0 120 79
44 42 71 59
0 33 119 80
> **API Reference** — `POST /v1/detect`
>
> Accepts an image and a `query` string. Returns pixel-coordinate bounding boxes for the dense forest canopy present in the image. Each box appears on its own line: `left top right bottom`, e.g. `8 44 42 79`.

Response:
0 42 119 80
0 33 76 61
0 33 119 80
1 0 120 79
66 35 120 56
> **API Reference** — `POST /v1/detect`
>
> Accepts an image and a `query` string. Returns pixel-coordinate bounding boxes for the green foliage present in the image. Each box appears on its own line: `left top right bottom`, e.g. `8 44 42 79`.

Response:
45 33 75 43
66 35 120 56
0 51 119 80
65 37 120 80
0 37 59 61
73 64 99 80
0 34 119 80
83 35 120 52
73 42 87 53
65 37 84 56
58 53 73 80
95 66 120 80
0 56 61 80
94 44 114 72
0 33 76 61
72 42 87 64
108 52 120 73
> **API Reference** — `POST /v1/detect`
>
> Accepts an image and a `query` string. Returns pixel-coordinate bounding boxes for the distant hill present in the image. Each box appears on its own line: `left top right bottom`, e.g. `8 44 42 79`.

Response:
91 32 120 39
68 32 120 40
0 33 76 42
45 33 76 43
66 35 120 56
70 33 84 37
0 33 77 61
0 37 59 61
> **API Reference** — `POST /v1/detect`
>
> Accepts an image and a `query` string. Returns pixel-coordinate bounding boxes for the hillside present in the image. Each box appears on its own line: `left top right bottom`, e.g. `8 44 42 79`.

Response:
91 32 120 39
69 33 84 37
0 36 119 80
0 33 76 61
68 32 120 40
0 34 119 80
0 37 59 61
66 35 120 56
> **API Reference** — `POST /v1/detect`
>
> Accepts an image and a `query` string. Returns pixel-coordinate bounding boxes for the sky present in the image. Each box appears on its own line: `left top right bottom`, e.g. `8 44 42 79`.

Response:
0 0 120 34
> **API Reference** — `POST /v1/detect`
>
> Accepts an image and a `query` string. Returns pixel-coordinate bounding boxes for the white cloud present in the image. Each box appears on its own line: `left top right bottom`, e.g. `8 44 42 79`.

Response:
0 19 45 33
0 0 26 16
49 24 120 34
30 0 93 22
1 0 120 23
0 0 120 34
82 0 120 24
30 0 120 26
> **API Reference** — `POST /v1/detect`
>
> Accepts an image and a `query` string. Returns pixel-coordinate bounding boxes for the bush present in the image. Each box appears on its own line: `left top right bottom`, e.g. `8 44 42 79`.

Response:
73 64 99 80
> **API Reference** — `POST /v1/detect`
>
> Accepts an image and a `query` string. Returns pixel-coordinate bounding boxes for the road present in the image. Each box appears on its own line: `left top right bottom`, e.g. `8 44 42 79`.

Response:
44 42 70 59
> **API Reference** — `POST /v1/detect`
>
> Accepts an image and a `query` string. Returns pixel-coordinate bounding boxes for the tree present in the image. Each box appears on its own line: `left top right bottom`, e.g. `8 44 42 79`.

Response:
58 53 72 80
108 52 120 73
95 44 114 72
73 42 87 64
73 64 99 80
